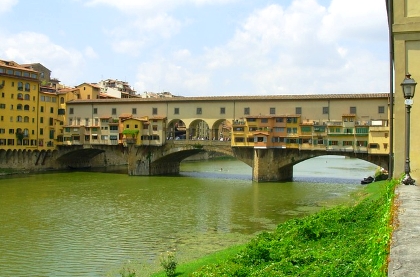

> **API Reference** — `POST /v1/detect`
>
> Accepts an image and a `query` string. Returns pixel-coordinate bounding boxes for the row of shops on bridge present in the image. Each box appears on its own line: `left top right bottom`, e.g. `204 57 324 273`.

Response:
60 112 389 155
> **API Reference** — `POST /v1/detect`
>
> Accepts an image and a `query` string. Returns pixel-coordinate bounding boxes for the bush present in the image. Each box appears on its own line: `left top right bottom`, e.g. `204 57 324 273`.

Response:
160 250 177 277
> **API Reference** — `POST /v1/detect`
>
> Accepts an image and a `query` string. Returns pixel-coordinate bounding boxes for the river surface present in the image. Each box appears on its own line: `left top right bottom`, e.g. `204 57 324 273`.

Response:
0 156 377 276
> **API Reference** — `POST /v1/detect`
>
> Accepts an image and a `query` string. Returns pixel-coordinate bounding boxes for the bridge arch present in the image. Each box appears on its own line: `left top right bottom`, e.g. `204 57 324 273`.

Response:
167 119 187 140
56 148 105 168
188 119 210 140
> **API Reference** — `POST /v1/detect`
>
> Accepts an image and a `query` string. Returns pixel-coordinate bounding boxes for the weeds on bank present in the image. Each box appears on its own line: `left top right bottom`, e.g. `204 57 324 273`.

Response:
160 250 177 277
191 180 397 277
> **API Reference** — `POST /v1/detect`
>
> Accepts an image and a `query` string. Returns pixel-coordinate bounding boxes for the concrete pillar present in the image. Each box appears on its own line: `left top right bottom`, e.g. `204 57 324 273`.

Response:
252 148 294 182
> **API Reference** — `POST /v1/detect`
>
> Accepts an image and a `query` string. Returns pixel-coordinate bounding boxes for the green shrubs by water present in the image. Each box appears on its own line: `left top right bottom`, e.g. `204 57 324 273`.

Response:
189 180 396 277
160 250 177 277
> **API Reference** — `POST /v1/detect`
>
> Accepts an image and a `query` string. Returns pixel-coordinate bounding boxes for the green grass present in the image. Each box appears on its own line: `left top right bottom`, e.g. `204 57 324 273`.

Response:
189 180 396 277
150 245 245 277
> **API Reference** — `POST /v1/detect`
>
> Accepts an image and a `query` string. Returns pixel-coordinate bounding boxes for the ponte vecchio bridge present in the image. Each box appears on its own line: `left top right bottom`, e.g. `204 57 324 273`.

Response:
50 93 391 182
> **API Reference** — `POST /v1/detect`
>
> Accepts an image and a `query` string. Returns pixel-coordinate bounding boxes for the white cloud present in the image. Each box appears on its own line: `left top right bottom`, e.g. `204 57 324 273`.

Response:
104 13 182 54
85 0 236 13
84 46 98 59
0 31 88 85
0 0 18 13
134 60 210 95
319 0 387 42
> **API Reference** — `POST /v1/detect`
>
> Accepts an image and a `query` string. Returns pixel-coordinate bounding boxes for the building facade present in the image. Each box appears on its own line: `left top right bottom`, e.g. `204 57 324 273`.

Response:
0 60 40 149
62 94 390 156
392 0 420 179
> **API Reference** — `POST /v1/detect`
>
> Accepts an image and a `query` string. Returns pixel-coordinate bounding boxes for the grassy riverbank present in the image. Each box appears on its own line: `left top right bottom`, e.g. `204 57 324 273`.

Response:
150 179 397 277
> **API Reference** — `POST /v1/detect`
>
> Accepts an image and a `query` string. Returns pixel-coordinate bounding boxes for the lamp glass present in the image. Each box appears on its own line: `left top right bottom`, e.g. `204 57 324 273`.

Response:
401 75 417 99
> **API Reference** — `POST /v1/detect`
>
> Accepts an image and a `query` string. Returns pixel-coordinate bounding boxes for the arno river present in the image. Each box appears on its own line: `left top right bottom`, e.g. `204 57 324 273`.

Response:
0 156 377 276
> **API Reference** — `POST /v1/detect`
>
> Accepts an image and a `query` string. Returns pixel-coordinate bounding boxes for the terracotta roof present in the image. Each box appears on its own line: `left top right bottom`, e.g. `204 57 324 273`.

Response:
0 60 37 72
119 113 132 118
65 93 390 104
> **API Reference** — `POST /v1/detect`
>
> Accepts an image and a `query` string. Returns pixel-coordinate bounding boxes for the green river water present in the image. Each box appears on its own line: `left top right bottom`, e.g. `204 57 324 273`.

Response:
0 156 377 276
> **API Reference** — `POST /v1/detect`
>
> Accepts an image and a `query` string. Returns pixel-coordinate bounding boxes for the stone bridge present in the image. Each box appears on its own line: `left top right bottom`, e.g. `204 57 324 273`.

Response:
121 140 388 182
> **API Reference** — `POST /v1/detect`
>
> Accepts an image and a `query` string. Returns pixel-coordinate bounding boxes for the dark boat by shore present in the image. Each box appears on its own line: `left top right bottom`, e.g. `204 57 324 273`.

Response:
361 176 374 185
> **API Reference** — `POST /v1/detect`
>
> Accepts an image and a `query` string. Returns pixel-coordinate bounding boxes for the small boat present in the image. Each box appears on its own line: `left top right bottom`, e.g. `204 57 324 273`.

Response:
361 176 374 185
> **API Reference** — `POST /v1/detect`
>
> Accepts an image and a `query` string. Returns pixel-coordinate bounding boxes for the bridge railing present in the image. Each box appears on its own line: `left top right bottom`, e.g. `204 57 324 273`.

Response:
169 139 231 147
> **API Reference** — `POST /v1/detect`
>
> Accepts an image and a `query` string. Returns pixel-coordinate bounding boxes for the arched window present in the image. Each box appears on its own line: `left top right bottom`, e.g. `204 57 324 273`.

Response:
17 116 23 122
17 104 23 110
24 105 30 111
25 83 30 92
60 97 64 104
24 116 29 122
17 82 23 91
17 93 23 100
24 94 30 100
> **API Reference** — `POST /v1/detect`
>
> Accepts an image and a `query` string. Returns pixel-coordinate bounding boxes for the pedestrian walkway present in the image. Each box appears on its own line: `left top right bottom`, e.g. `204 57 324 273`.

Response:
388 183 420 276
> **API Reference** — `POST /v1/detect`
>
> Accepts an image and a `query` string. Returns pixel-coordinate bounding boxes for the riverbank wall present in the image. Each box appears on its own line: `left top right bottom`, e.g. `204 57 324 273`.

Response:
0 146 128 173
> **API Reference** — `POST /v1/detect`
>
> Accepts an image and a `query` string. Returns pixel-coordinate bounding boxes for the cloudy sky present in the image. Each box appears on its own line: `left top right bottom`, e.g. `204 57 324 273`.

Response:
0 0 389 96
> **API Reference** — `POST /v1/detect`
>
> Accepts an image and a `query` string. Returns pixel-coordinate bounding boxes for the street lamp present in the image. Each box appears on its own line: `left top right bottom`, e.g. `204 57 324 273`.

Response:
401 73 417 185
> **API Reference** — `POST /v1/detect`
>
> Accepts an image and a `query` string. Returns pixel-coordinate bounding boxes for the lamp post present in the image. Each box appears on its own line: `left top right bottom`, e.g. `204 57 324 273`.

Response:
401 73 417 185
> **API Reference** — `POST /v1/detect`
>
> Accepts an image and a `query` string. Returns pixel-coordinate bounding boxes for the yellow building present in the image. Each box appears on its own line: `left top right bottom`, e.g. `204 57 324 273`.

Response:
392 0 420 180
0 60 39 149
38 88 59 149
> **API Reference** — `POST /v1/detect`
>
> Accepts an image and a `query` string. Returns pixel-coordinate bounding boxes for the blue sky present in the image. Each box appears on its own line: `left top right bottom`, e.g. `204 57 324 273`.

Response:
0 0 389 96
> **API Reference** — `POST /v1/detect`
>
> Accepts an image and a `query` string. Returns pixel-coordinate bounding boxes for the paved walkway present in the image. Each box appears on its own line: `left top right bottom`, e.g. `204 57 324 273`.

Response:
388 183 420 276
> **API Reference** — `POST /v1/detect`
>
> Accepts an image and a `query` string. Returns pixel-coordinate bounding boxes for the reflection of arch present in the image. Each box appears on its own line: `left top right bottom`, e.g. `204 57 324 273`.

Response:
167 119 187 139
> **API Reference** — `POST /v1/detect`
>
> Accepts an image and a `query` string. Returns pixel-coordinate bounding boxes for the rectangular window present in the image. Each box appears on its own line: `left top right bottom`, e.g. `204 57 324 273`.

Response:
58 109 65 115
152 108 158 115
152 125 158 131
69 108 74 114
40 117 44 124
93 108 97 114
343 141 353 146
270 107 276 115
323 107 329 114
110 126 118 131
301 126 311 132
274 127 285 132
244 107 250 115
329 140 339 146
132 108 137 114
40 128 43 135
49 118 54 126
0 103 5 109
50 107 54 113
40 106 44 112
378 106 385 114
350 106 356 114
220 107 225 114
275 117 283 123
196 107 202 114
261 118 268 123
174 108 179 114
112 108 117 115
9 129 14 134
295 107 302 114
